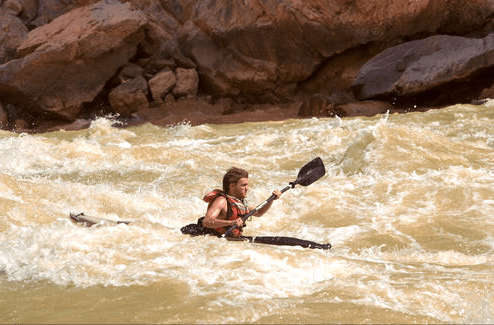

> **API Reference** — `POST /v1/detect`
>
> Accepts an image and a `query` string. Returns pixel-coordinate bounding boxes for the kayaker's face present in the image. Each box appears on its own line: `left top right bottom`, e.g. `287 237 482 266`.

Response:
230 177 249 199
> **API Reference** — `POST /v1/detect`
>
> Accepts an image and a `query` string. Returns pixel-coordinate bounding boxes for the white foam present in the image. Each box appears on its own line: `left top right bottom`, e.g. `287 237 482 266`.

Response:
0 110 493 323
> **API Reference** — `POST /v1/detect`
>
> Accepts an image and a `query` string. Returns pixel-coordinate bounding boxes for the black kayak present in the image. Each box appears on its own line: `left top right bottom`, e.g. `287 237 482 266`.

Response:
70 213 331 250
180 217 331 250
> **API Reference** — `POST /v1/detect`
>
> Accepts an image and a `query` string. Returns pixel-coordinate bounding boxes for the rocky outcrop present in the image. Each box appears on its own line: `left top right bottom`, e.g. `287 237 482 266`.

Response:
147 67 199 102
351 33 494 101
149 70 177 102
178 0 494 102
0 0 492 131
0 0 147 120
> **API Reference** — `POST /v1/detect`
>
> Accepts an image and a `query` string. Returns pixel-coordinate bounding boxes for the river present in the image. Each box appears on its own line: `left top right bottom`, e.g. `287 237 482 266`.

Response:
1 101 493 323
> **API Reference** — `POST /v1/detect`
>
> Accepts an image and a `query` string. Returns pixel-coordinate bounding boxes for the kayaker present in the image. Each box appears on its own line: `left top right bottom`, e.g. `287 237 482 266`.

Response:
202 167 281 237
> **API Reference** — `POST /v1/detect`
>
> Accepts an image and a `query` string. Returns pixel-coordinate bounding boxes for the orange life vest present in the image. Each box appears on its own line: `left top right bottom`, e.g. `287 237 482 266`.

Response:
203 189 248 237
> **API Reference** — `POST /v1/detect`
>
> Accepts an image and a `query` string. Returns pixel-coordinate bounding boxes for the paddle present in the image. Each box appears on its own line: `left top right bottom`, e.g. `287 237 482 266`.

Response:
223 157 326 237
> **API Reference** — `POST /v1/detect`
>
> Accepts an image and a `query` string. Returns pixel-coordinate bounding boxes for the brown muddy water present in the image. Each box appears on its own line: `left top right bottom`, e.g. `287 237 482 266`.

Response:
1 101 493 323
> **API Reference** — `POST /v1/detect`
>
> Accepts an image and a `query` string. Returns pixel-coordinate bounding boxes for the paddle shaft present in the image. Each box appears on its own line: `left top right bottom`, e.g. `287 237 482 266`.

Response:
223 185 291 237
245 185 291 221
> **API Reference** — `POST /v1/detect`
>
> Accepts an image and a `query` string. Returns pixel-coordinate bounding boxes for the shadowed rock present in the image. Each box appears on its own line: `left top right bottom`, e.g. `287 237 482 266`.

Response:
351 33 494 100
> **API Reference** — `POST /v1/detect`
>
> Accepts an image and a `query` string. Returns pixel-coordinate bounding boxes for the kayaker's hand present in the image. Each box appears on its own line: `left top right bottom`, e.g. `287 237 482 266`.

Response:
233 218 244 228
272 190 281 199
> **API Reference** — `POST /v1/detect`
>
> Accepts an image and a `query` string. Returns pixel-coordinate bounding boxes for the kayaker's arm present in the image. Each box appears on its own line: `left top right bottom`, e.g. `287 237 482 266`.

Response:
202 196 243 228
252 190 281 217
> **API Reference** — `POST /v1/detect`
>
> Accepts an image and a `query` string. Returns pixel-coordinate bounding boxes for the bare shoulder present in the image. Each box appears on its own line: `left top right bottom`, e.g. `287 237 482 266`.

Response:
211 195 227 206
207 195 228 218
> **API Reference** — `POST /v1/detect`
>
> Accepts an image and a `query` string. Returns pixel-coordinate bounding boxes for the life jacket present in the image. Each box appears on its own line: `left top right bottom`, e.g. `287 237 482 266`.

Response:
203 189 248 237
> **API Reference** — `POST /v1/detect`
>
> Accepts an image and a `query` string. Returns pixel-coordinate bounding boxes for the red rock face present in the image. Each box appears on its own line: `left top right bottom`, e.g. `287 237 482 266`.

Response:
179 0 493 100
0 0 147 120
0 0 493 131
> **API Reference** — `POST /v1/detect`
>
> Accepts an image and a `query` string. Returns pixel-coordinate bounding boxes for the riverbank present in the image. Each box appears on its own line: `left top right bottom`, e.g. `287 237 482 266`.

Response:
36 97 445 133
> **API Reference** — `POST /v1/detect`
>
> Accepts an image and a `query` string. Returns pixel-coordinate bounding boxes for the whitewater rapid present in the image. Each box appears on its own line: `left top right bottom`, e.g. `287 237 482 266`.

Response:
1 101 493 323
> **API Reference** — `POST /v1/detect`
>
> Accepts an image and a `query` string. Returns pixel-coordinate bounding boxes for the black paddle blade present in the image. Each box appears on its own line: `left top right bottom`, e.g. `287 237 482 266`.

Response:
292 157 325 187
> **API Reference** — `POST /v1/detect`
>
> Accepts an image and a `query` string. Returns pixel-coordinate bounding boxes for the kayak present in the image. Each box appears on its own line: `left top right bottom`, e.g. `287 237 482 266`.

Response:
69 213 331 250
181 217 332 250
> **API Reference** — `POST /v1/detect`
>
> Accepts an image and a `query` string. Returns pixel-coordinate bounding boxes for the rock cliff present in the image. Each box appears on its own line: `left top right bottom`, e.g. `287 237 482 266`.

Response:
0 0 493 132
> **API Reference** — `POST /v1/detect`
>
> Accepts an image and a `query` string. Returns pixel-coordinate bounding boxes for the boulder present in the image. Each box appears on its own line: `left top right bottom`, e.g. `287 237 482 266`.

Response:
351 33 494 100
1 0 23 16
148 70 176 101
172 68 198 98
0 14 28 64
109 75 149 117
0 0 147 120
